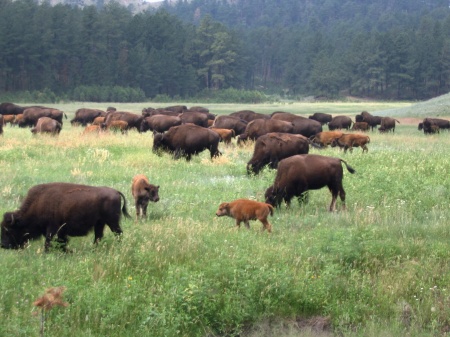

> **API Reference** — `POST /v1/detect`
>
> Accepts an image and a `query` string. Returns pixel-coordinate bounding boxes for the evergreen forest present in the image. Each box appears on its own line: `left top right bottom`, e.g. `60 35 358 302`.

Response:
1 0 450 101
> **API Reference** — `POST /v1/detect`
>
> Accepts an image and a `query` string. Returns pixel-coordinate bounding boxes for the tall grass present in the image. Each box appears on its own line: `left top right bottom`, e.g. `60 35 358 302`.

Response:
0 103 449 336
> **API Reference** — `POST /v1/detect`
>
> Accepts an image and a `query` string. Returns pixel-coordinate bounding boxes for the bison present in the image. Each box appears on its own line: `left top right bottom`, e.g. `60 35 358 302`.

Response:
264 154 355 211
0 102 29 115
82 125 101 135
378 117 400 133
309 131 344 148
0 116 3 135
331 134 370 153
239 118 295 144
209 127 236 144
229 110 270 122
271 112 322 137
212 115 248 135
31 117 62 135
153 124 221 161
328 116 352 130
216 199 274 233
103 111 144 132
19 107 66 128
360 111 382 131
422 118 450 134
131 175 160 220
247 133 309 175
70 108 106 126
308 112 332 125
140 115 182 134
179 111 209 127
1 182 130 252
351 122 369 132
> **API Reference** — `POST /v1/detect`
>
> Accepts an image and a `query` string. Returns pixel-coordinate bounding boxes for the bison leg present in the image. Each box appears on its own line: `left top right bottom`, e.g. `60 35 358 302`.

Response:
235 219 242 229
94 222 106 244
244 221 250 229
259 219 272 233
362 145 368 153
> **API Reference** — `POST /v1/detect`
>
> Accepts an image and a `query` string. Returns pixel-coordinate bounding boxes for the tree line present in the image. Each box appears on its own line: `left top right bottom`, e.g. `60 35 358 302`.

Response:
1 0 450 101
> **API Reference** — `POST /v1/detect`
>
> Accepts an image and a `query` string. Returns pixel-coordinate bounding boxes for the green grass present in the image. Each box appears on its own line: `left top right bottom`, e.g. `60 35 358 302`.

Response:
0 102 449 336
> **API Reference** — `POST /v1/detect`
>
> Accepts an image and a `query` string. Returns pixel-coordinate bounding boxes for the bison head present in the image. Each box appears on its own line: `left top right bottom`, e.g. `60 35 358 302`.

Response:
264 186 282 208
215 203 230 217
152 133 165 156
1 211 27 249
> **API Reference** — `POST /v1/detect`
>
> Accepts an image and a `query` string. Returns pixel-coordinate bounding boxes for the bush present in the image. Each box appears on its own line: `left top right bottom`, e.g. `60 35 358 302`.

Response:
70 86 146 102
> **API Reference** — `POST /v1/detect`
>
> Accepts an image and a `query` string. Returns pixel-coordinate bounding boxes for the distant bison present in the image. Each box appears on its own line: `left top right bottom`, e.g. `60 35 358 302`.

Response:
70 108 106 126
328 116 352 130
265 154 355 211
31 117 62 135
216 199 274 233
179 111 209 127
351 122 369 132
309 112 332 125
83 125 101 135
229 110 270 122
378 117 400 133
239 118 294 143
19 107 66 128
140 115 182 134
1 182 130 251
422 118 450 134
131 175 160 219
271 112 322 137
247 133 309 175
331 134 370 153
359 111 382 131
209 127 236 144
212 115 248 135
103 111 143 132
153 124 221 161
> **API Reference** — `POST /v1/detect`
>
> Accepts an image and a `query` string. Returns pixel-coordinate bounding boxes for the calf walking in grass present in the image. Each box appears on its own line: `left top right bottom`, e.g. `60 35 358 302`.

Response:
215 199 274 233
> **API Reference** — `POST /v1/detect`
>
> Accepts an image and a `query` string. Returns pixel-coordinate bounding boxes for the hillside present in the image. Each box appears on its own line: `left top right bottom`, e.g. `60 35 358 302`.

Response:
377 93 450 118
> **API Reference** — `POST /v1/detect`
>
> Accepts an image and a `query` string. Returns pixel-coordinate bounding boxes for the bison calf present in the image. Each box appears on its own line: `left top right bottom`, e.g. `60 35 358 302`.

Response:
331 133 370 153
216 199 274 233
131 175 160 219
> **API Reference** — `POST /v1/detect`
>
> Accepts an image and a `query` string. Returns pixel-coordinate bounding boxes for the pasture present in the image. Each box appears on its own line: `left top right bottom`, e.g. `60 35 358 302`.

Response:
0 101 449 336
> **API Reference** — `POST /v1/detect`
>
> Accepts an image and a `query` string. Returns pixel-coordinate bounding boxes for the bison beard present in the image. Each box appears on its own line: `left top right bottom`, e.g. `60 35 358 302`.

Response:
1 183 131 252
265 154 355 211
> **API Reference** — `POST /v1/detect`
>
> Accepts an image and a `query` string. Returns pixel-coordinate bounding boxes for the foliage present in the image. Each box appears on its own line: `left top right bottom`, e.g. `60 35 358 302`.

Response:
0 102 449 336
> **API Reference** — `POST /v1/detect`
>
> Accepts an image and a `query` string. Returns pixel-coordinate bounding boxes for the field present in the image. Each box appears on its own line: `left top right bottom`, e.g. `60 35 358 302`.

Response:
0 101 449 336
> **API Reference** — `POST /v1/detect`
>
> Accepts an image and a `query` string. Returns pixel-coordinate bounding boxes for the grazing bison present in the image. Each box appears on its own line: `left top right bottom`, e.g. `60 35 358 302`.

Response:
331 134 370 153
351 122 369 132
1 183 130 251
153 124 221 161
19 107 66 128
103 111 144 132
140 115 182 133
309 112 332 125
209 127 236 144
422 118 450 134
83 125 101 135
104 120 128 134
70 108 106 126
378 117 400 133
271 112 322 137
0 102 29 115
360 111 382 131
31 117 62 135
212 115 248 135
131 175 160 219
2 114 16 126
328 116 353 130
179 111 209 127
247 133 309 175
229 110 270 122
264 154 355 211
239 118 295 143
216 199 274 233
309 131 344 148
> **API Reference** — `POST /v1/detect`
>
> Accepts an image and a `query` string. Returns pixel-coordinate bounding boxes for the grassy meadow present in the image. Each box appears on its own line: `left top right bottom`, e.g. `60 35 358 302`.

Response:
0 101 449 336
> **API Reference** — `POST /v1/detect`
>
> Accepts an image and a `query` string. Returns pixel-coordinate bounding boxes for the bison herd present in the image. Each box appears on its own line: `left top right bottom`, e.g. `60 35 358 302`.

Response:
1 102 449 251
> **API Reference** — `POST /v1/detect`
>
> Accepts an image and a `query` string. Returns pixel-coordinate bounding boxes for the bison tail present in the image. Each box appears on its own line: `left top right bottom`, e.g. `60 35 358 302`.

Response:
118 191 132 219
340 159 356 174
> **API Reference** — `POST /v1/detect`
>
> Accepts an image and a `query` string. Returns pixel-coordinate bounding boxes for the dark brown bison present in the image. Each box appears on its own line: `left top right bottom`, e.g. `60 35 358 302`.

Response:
216 199 274 233
271 112 322 137
103 111 144 132
212 115 248 135
331 134 370 153
0 102 29 115
238 119 295 143
179 111 209 127
142 108 180 118
328 116 353 130
31 117 62 135
140 115 182 133
0 116 3 135
360 111 382 131
247 133 309 175
153 124 221 161
378 117 400 133
188 106 209 113
165 105 188 114
1 182 130 251
70 108 106 126
309 112 332 125
422 118 450 134
264 154 355 211
19 107 66 128
309 131 344 148
351 122 369 132
229 110 270 122
131 174 160 219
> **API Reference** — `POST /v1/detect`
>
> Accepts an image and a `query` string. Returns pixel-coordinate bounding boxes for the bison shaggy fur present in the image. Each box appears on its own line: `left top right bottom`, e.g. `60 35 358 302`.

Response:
131 175 160 219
